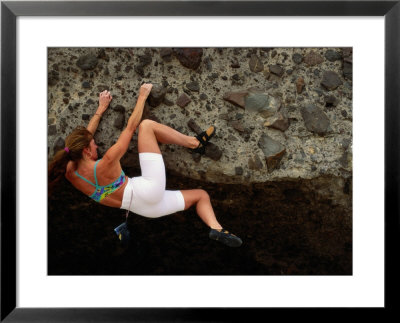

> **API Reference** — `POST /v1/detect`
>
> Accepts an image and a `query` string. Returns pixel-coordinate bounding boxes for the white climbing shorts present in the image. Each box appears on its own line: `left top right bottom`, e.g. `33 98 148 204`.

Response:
120 152 185 218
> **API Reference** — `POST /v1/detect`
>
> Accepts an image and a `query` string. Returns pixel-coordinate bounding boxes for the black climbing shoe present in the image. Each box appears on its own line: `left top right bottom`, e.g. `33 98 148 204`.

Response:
209 228 242 247
192 125 216 155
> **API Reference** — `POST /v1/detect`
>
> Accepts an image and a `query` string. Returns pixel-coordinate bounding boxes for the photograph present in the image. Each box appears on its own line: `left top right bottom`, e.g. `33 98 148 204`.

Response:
2 0 398 320
47 47 353 275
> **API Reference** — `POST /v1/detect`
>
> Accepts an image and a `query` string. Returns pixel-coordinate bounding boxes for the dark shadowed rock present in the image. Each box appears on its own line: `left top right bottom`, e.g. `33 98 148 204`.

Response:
204 57 213 71
301 104 331 135
173 48 203 70
205 143 223 161
321 71 342 91
112 105 126 129
134 65 144 77
258 134 286 172
138 51 152 67
248 154 264 170
341 47 352 58
48 71 59 86
176 93 192 108
76 55 98 70
164 98 174 106
269 65 284 77
325 95 340 108
343 61 352 80
235 167 243 175
186 81 200 92
292 53 303 64
82 81 91 89
48 124 57 136
325 50 342 62
148 83 167 107
53 137 65 153
113 105 125 113
159 48 173 62
230 57 240 68
114 113 125 130
187 119 202 134
97 85 110 92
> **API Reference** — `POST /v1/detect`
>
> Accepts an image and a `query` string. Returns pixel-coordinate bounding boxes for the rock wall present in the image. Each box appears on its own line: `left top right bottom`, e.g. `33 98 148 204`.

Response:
48 47 352 274
48 47 352 184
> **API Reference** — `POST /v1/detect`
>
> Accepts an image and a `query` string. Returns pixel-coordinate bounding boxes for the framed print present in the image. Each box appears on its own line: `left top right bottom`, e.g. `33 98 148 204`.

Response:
1 0 399 321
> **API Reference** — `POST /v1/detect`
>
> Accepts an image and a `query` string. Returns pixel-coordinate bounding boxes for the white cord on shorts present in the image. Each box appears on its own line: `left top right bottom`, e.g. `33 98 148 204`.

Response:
125 189 133 220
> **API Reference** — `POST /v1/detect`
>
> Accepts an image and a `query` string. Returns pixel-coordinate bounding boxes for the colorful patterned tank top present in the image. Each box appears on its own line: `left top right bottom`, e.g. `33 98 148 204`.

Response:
74 159 126 202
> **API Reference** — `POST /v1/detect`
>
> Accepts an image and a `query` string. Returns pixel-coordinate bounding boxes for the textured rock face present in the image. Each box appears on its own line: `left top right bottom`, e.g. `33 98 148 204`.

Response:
48 47 352 185
48 48 352 274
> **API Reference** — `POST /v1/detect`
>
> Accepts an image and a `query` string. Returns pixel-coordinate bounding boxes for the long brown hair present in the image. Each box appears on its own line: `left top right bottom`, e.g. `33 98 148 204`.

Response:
48 126 93 195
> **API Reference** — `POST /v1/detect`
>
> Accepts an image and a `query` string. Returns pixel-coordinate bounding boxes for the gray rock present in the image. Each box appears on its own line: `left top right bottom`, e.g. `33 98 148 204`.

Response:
200 93 208 100
97 85 109 92
292 53 303 64
187 119 202 134
76 55 98 70
343 61 352 80
164 98 174 106
258 134 286 172
204 57 213 71
269 65 284 77
148 83 167 107
321 71 342 91
235 167 243 175
325 95 340 107
230 57 240 68
113 105 125 113
53 137 65 153
249 54 264 73
231 73 245 85
205 143 223 161
300 104 331 135
48 124 57 136
159 48 173 62
338 151 351 169
86 98 95 106
192 152 201 163
245 93 280 118
48 71 59 86
325 50 342 62
186 81 200 92
138 51 152 67
82 81 91 89
134 65 145 77
341 47 352 58
114 113 125 130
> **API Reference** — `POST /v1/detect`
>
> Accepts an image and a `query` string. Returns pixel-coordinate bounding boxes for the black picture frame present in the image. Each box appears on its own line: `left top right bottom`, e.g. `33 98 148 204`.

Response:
1 0 399 321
